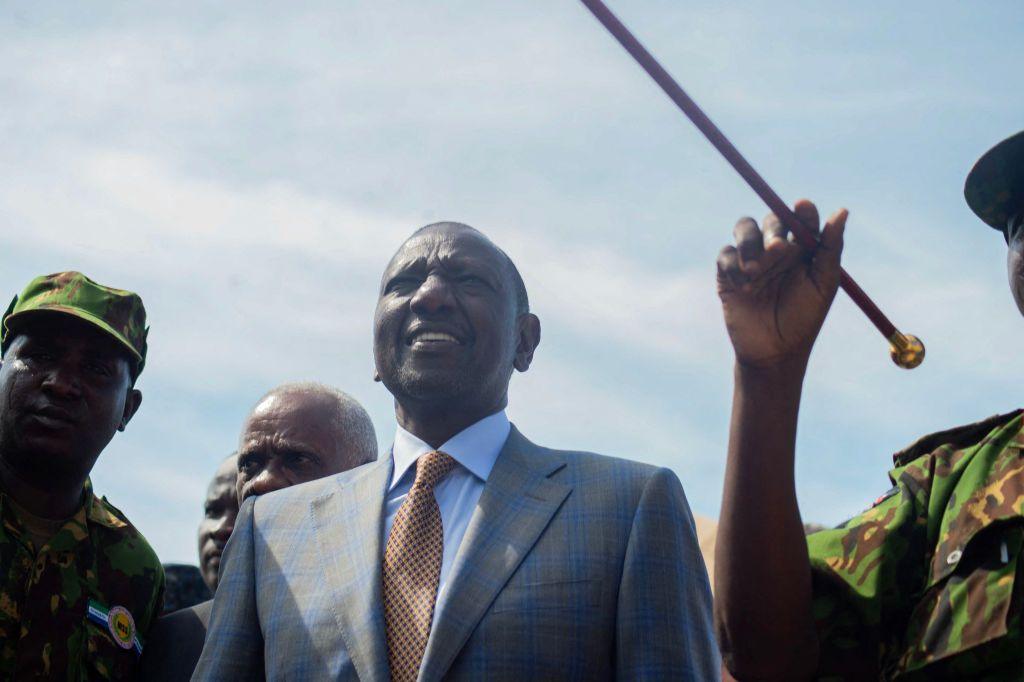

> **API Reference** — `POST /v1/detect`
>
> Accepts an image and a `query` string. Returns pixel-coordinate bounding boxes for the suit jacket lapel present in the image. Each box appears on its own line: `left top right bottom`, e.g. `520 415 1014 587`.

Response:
310 457 392 682
419 427 572 681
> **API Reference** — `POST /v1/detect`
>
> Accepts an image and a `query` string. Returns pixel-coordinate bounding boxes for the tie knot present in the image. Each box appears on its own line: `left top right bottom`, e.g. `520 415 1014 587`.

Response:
412 451 456 491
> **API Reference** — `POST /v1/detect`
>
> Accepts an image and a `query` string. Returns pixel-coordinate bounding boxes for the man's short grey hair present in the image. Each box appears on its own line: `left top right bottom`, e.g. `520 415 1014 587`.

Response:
253 382 378 466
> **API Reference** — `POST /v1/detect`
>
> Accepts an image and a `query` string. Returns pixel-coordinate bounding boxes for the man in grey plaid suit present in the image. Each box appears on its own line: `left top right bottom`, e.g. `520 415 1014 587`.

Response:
193 222 718 680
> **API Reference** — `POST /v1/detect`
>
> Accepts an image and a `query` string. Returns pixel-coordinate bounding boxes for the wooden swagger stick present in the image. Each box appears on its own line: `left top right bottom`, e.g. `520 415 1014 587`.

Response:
579 0 925 369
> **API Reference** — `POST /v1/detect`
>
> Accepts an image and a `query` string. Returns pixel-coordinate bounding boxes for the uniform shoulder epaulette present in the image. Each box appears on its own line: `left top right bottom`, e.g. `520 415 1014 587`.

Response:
891 409 1024 467
98 495 131 524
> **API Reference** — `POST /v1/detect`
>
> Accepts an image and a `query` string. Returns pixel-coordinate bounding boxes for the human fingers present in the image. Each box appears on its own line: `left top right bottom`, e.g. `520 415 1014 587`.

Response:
816 208 848 274
717 245 745 290
762 212 788 249
733 217 765 271
793 199 821 240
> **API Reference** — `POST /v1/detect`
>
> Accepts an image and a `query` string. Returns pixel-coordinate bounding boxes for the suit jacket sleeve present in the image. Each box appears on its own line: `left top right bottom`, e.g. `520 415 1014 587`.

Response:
614 467 719 680
191 496 265 681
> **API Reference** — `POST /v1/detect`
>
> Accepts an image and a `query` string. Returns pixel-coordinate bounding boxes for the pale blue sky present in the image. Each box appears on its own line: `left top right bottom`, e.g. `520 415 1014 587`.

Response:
1 1 1022 563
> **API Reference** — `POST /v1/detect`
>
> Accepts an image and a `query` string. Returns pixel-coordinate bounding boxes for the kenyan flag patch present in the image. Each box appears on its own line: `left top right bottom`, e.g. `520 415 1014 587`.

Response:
87 599 143 655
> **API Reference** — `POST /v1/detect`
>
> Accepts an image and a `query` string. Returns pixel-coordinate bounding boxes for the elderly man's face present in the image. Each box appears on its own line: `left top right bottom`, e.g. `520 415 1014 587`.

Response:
236 393 351 503
0 315 140 484
373 227 521 410
197 455 238 592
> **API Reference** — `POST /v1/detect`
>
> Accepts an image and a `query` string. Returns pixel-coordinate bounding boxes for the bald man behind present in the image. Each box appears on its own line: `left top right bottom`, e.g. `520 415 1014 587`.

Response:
236 382 378 503
139 383 377 681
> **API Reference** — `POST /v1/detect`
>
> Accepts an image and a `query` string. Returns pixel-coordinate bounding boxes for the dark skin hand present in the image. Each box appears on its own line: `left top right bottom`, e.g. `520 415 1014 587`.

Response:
0 314 142 520
198 454 238 592
714 199 848 681
236 389 368 503
373 223 540 448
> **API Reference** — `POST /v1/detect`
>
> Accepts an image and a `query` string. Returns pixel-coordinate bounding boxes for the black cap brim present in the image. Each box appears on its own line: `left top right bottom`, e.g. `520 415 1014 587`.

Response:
964 130 1024 233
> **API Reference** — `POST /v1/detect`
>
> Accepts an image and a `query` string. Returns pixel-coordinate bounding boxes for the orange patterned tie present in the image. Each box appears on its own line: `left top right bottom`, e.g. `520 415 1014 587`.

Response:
383 451 457 682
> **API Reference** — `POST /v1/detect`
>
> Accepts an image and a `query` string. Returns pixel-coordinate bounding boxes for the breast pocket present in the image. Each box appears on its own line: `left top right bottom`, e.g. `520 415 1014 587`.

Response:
897 523 1022 677
489 578 602 614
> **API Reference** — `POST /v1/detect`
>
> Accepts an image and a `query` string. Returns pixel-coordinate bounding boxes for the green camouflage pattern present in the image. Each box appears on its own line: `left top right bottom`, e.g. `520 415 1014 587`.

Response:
0 480 164 680
1 272 148 375
964 130 1024 234
808 410 1024 680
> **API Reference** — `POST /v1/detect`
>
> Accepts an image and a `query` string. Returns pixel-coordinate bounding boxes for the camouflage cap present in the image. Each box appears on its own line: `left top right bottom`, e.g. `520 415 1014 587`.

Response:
964 130 1024 235
0 272 148 376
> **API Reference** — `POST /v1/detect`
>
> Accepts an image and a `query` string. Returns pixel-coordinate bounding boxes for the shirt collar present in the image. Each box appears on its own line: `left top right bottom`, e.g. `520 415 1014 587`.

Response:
389 410 510 491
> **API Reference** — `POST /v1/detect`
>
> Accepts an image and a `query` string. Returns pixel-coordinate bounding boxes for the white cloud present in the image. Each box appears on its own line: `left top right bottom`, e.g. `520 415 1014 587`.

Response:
1 0 1022 562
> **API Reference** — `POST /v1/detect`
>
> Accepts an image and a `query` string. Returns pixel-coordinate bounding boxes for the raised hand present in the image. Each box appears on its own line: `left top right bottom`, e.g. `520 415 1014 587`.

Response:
715 199 848 679
717 199 848 370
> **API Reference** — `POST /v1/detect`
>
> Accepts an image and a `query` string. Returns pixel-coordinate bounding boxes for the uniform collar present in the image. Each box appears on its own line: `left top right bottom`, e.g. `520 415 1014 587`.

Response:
0 478 124 554
0 478 126 529
389 411 511 491
891 409 1024 467
83 479 128 530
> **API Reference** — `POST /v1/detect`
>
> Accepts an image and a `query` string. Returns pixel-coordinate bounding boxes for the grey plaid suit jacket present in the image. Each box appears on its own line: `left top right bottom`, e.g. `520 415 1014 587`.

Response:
192 426 718 680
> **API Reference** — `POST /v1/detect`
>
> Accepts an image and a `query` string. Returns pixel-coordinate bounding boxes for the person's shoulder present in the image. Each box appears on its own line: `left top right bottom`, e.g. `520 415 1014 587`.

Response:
87 493 165 629
891 409 1024 469
563 448 662 480
510 427 670 489
90 494 163 574
810 409 1024 560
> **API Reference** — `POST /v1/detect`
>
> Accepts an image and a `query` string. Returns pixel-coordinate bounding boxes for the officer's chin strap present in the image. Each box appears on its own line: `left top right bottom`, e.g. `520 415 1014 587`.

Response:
1007 211 1024 245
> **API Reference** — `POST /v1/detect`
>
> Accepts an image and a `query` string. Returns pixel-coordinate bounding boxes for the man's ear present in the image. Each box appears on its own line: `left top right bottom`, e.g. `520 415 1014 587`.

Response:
118 389 143 432
513 313 541 372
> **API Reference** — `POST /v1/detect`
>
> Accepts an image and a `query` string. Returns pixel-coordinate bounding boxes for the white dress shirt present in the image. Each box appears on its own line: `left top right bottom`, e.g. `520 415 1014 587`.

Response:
384 410 510 613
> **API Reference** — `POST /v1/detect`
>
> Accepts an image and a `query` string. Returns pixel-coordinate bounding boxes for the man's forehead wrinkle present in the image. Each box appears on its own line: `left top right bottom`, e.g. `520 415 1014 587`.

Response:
246 427 319 454
238 431 272 455
390 229 509 285
272 436 325 459
385 234 437 277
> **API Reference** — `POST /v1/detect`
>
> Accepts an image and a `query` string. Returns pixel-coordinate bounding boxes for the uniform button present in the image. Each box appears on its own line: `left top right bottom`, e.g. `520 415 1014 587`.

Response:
946 550 962 565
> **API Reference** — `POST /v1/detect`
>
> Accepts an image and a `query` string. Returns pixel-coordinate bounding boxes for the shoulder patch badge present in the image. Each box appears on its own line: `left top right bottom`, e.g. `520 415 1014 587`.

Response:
870 485 899 509
87 599 143 655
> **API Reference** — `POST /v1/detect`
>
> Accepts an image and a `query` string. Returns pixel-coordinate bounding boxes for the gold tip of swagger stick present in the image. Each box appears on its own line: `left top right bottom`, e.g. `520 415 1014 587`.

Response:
888 332 925 369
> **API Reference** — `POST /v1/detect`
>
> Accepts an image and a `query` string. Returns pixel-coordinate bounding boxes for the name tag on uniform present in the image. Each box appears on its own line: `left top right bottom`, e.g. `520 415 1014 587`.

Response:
87 599 143 655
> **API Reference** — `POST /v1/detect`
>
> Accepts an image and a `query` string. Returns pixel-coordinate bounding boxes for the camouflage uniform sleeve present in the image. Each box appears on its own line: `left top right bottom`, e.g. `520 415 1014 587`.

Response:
806 462 932 680
806 411 1024 680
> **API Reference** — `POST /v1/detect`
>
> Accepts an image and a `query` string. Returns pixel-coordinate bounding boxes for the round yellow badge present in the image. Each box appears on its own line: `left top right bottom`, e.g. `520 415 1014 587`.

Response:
107 606 135 650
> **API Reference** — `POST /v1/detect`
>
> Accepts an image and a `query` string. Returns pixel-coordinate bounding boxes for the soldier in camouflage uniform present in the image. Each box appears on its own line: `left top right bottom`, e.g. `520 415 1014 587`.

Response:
714 131 1024 680
0 272 164 679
